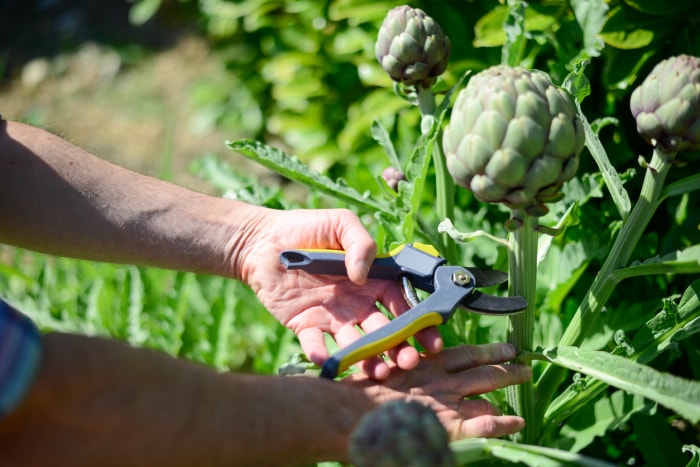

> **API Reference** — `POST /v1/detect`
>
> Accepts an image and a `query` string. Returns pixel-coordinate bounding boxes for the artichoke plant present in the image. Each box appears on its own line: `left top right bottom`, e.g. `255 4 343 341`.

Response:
375 5 451 89
630 54 700 154
442 65 584 216
348 400 455 467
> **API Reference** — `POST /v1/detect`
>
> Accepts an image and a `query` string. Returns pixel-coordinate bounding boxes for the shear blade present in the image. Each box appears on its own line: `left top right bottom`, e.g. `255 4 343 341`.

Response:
467 268 509 288
460 291 527 315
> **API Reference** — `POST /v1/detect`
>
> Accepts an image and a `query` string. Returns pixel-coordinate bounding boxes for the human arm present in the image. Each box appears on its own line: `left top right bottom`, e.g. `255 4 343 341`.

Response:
0 333 530 466
0 119 441 377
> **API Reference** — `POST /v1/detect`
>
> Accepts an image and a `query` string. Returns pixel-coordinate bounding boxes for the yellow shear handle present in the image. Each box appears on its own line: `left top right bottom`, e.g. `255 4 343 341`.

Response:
320 309 444 379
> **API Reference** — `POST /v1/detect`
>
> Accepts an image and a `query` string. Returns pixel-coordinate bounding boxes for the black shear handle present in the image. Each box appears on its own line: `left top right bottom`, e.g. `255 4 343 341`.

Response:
279 244 445 289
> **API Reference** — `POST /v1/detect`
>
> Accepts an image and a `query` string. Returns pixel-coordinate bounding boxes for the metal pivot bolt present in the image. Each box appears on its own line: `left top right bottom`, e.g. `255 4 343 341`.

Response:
452 270 471 287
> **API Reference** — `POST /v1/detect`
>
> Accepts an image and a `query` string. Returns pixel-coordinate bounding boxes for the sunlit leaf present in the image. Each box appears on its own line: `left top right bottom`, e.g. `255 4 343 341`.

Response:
227 140 394 217
541 346 700 423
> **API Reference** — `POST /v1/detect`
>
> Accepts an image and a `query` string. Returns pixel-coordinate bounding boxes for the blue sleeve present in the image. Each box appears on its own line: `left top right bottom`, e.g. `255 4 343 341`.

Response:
0 299 43 417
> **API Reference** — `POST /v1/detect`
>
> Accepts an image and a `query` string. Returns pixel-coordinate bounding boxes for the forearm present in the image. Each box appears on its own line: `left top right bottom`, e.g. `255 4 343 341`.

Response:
0 333 370 466
0 120 259 278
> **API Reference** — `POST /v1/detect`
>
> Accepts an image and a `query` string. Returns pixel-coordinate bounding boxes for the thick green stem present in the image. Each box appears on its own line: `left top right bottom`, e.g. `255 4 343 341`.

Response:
506 214 539 443
416 86 457 265
535 146 675 419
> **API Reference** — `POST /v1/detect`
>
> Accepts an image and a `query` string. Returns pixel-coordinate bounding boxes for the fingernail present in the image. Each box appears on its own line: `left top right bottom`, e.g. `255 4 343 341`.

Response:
354 259 370 284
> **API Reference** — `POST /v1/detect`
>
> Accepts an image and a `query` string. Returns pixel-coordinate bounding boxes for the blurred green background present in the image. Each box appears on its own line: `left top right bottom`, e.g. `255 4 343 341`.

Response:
1 1 699 463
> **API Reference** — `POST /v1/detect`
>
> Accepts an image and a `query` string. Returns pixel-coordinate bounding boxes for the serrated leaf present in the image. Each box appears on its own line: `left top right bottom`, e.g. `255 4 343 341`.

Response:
227 140 394 218
562 59 592 103
546 283 700 428
632 280 700 364
574 95 631 219
541 346 700 423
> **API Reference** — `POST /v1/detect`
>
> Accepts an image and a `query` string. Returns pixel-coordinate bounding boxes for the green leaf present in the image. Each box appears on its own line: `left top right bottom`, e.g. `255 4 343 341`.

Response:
556 390 651 453
623 0 699 16
573 95 631 219
632 411 688 467
632 280 700 364
545 283 700 428
612 245 700 281
660 173 700 203
128 0 163 26
502 0 527 67
684 444 700 467
127 267 147 346
600 4 673 49
370 119 401 169
570 0 608 59
473 4 559 48
541 346 700 423
451 438 616 466
227 140 394 218
562 59 591 103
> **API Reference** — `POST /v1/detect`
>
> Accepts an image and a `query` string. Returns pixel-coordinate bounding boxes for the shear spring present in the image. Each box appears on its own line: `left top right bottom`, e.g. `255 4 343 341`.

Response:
400 275 421 308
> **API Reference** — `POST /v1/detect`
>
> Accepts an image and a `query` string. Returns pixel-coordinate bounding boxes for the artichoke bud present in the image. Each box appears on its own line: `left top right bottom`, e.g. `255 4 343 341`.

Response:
375 6 451 88
348 400 456 467
443 65 584 212
630 54 700 154
382 166 406 191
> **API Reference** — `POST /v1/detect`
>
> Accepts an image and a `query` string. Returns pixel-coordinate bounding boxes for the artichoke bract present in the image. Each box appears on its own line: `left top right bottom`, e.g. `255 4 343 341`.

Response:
375 5 451 88
443 65 584 214
630 54 700 154
348 400 455 467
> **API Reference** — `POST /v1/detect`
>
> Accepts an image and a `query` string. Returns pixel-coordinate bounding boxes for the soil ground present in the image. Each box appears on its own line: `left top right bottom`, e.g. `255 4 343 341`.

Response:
1 0 254 193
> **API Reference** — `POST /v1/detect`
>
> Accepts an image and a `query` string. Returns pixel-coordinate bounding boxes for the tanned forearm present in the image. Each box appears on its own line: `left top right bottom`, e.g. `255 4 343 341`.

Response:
0 120 259 278
0 333 370 466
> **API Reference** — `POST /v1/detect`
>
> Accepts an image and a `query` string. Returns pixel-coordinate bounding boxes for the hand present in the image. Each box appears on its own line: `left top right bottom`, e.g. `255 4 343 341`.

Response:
346 342 531 440
237 207 443 380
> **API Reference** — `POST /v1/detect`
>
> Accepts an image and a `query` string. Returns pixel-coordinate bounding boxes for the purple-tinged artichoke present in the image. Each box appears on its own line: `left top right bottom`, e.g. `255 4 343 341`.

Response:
630 54 700 154
375 5 451 88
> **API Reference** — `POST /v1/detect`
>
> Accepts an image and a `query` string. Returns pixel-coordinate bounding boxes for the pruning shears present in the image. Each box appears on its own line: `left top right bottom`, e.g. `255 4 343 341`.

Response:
279 243 527 379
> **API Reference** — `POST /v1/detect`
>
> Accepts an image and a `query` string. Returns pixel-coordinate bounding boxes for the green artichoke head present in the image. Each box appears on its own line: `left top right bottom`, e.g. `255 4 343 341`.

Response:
442 65 585 215
375 5 451 88
348 400 455 467
630 54 700 154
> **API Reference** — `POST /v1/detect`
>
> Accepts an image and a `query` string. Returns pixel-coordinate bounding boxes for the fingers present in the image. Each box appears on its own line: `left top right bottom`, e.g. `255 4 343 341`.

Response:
296 328 329 367
455 363 532 397
334 209 376 285
333 322 391 380
413 327 443 354
437 343 518 373
457 414 526 439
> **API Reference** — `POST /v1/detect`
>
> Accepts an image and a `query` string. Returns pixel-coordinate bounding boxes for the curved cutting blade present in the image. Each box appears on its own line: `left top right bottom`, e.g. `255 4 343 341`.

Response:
466 267 509 288
460 291 527 315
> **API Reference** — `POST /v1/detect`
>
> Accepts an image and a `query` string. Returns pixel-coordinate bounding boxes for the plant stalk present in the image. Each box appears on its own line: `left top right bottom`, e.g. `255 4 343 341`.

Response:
416 86 457 265
535 146 675 416
506 213 539 443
